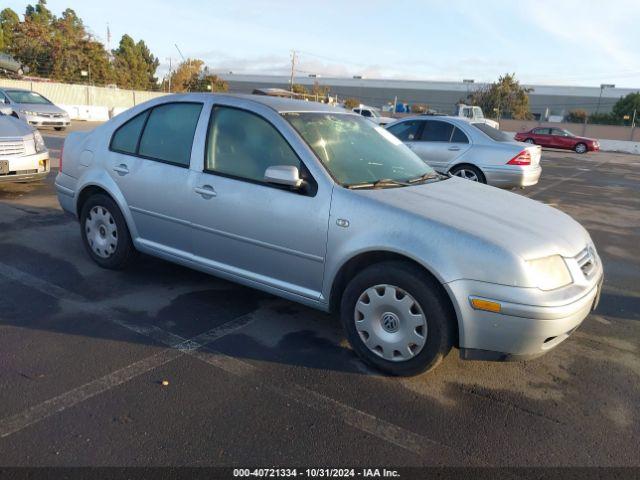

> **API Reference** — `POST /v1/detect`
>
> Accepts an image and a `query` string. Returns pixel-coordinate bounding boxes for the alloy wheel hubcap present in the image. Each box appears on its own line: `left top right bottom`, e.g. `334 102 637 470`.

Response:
454 169 478 182
85 205 118 258
354 284 427 362
576 144 586 153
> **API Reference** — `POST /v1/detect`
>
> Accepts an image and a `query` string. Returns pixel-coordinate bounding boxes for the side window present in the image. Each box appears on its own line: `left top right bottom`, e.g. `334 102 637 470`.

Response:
535 128 549 135
110 110 149 155
551 128 566 136
361 110 372 117
386 120 422 141
138 103 203 166
451 127 469 144
0 92 8 104
205 106 301 183
420 120 454 142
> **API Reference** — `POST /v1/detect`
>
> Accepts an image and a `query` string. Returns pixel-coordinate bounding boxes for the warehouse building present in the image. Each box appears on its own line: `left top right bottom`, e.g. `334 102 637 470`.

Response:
218 73 638 119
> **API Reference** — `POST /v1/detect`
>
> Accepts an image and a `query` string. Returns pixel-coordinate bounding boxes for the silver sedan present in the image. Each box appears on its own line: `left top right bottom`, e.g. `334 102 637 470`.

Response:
386 115 541 188
56 94 601 376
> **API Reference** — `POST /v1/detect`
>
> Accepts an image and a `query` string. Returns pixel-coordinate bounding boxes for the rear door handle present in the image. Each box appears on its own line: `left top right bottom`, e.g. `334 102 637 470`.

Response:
448 146 461 151
113 164 129 175
194 185 216 198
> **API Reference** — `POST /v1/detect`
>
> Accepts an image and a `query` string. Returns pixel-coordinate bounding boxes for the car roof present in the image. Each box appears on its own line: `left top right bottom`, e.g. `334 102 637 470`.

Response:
159 93 348 114
0 87 30 92
391 114 473 124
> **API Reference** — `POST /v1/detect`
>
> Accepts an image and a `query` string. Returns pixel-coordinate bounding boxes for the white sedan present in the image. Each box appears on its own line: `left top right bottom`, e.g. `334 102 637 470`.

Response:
0 114 49 183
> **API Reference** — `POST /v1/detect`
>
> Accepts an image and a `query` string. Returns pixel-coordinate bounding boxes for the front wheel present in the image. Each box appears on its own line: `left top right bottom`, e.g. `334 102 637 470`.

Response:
449 164 486 183
54 127 66 131
574 143 587 154
79 193 137 269
340 262 454 376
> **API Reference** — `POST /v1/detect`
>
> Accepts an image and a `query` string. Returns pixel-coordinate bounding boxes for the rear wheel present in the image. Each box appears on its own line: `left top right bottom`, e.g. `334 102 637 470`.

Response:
449 164 486 183
575 143 587 154
340 262 454 376
54 127 66 131
524 138 535 144
79 193 137 269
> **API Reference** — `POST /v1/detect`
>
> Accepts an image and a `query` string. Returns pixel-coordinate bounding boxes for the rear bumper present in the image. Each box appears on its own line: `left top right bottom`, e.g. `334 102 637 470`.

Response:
54 172 77 216
483 164 542 188
445 271 603 361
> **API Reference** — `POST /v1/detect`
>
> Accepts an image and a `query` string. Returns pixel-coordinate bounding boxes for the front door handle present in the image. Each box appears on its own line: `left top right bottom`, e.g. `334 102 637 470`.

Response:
194 185 216 199
448 146 461 151
113 164 129 175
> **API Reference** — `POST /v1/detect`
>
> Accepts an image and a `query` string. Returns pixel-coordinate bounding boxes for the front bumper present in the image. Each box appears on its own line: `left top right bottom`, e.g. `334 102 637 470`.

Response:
23 113 70 127
483 164 542 189
0 151 50 183
445 269 603 361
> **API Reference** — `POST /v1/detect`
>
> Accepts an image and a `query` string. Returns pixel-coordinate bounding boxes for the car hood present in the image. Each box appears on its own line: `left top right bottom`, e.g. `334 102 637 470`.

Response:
0 115 34 138
355 177 590 260
15 103 67 115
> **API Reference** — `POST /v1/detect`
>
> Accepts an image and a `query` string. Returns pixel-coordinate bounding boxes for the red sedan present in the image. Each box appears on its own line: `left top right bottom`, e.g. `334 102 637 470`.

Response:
514 127 599 154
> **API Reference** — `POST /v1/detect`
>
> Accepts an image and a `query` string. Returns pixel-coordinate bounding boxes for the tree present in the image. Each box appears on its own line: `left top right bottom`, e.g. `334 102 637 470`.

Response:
410 103 429 114
291 83 308 95
469 73 532 120
343 98 360 109
112 34 158 90
0 8 20 51
611 92 640 123
566 109 588 123
168 59 227 93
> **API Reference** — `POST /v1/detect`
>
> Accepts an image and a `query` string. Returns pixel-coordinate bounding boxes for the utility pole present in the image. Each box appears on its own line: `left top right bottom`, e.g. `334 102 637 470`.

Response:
289 50 297 96
596 83 615 115
166 57 172 93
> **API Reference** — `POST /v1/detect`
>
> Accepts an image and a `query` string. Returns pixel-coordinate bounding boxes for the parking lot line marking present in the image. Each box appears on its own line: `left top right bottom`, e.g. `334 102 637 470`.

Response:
0 262 86 303
189 347 486 465
0 348 182 439
526 157 611 199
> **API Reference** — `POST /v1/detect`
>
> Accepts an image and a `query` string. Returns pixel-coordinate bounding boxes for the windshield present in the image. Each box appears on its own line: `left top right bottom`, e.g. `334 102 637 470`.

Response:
472 122 513 142
283 112 435 187
5 90 52 105
472 106 484 119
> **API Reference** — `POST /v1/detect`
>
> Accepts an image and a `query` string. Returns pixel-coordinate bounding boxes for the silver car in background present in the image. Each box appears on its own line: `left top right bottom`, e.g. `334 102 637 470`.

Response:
56 94 601 376
386 115 541 188
0 88 71 131
0 114 49 183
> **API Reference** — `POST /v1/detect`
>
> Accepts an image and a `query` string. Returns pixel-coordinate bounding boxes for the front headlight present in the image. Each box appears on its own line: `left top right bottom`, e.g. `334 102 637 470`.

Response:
33 130 46 152
21 110 37 116
526 255 572 290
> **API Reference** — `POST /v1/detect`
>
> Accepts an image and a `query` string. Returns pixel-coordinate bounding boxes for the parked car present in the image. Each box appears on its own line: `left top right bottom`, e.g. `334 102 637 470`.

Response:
352 105 395 125
56 94 602 376
0 88 70 131
0 52 27 76
514 127 599 154
454 104 499 129
386 115 541 188
0 114 49 183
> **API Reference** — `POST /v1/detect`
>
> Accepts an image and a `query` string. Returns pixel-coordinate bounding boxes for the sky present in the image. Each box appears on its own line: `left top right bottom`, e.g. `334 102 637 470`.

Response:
5 0 640 88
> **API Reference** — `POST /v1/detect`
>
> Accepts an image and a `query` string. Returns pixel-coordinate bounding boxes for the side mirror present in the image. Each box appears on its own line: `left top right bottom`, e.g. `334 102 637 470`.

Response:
264 165 303 189
0 106 12 116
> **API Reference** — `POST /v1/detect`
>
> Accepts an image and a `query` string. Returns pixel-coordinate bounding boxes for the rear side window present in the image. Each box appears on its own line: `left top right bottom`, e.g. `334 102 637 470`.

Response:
138 103 203 166
534 128 550 135
451 127 469 144
386 120 422 141
472 122 513 142
361 110 372 117
111 111 149 154
420 120 454 142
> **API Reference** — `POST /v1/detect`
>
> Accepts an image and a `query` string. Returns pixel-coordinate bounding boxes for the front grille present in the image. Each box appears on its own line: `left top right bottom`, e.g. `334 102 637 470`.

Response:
38 113 63 118
0 141 25 157
575 246 597 279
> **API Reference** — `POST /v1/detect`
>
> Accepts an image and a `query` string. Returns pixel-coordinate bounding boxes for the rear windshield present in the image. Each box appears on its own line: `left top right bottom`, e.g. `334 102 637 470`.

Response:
472 122 512 142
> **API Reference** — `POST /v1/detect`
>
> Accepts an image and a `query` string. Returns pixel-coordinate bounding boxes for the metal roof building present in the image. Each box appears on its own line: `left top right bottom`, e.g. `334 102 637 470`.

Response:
218 73 639 118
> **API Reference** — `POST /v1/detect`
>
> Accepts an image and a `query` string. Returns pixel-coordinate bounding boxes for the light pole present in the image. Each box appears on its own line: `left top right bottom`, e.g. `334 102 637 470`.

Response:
596 83 615 115
463 79 474 101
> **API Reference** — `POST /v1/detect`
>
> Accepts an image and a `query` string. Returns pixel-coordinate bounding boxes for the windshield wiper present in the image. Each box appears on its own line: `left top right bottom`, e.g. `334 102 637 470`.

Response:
346 178 410 189
407 172 441 184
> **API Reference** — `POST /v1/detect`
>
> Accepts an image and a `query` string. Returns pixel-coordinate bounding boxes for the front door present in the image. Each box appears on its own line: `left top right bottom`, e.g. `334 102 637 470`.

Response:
410 119 469 171
186 105 331 300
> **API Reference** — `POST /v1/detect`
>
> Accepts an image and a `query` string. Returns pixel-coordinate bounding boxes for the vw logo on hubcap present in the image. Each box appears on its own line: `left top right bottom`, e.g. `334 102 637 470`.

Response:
381 312 400 333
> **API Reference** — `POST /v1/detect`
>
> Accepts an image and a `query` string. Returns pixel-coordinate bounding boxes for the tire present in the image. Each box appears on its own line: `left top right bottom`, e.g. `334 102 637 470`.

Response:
449 164 486 184
340 261 454 376
79 193 137 269
574 143 587 154
524 138 535 144
54 127 66 131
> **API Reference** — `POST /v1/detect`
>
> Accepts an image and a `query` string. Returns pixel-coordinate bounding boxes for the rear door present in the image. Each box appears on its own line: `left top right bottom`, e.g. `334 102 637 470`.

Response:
411 119 469 171
107 101 204 254
533 127 552 147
